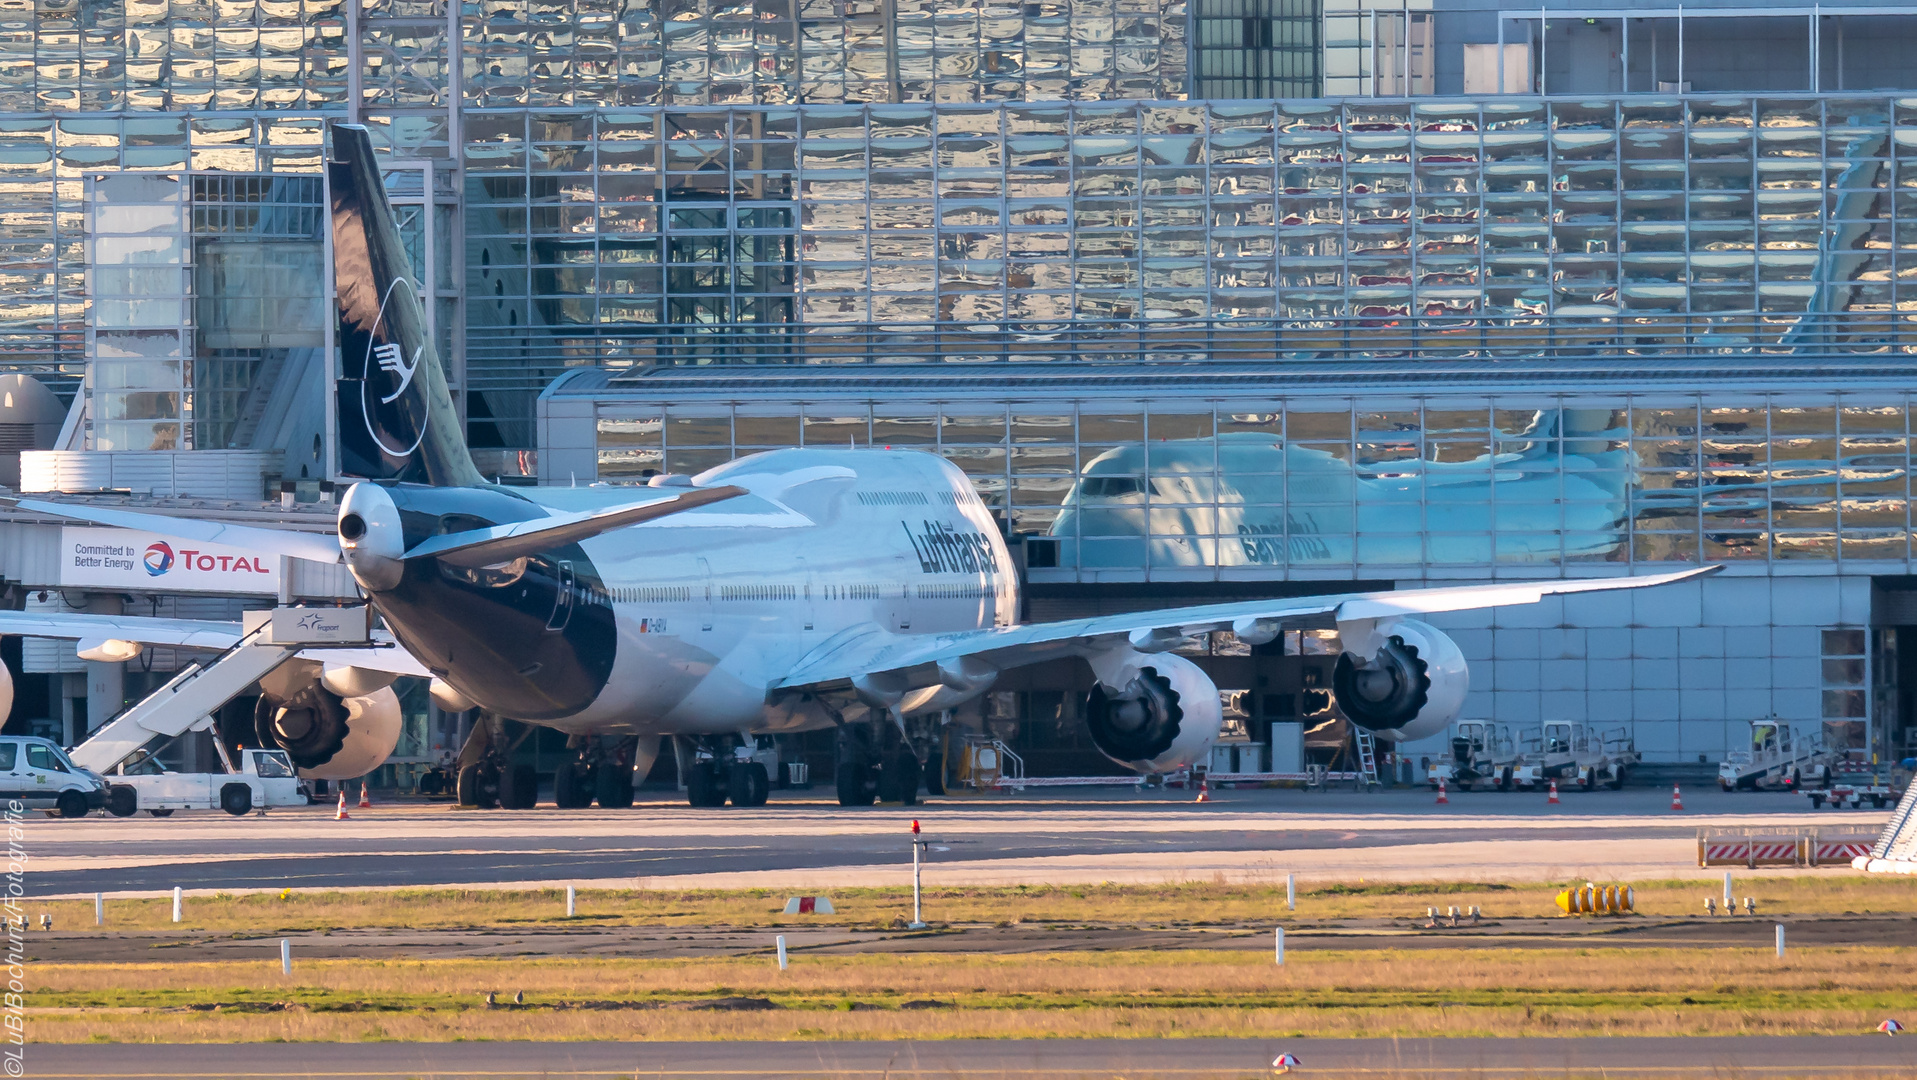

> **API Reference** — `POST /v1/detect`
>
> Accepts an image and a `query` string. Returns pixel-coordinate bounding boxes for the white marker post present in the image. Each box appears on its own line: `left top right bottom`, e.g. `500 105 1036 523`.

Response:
280 939 291 975
1286 874 1295 911
1723 871 1733 909
565 885 576 918
776 934 789 970
1776 923 1786 958
172 887 182 924
94 893 102 926
909 819 927 929
1274 926 1285 966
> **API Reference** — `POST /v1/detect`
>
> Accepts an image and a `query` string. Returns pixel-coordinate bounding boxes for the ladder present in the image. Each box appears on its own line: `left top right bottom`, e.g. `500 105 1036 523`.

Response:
1353 728 1380 788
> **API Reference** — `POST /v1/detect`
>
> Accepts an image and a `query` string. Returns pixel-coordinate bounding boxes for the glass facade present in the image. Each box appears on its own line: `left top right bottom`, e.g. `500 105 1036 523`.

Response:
584 393 1917 577
0 1 1914 455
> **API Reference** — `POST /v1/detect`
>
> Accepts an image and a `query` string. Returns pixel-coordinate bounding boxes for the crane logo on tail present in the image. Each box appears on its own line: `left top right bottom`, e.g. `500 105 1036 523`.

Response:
358 275 430 459
374 341 420 404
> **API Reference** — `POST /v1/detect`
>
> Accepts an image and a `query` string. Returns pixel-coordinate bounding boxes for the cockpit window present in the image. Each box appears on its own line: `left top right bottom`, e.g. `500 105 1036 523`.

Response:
1077 476 1146 498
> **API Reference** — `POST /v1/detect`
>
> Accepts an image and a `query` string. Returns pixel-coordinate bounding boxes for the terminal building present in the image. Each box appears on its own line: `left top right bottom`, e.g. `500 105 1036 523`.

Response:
6 0 1917 779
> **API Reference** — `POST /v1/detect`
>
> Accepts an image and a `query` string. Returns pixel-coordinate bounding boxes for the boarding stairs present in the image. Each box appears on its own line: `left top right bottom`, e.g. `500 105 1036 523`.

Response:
67 627 300 775
1863 783 1917 870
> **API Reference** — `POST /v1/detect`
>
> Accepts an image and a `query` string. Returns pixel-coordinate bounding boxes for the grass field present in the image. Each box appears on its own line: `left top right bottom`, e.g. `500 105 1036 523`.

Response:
30 947 1914 1043
39 876 1917 933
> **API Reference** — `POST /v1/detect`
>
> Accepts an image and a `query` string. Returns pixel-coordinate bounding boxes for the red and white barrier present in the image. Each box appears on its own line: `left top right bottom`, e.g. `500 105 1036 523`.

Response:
1817 841 1872 862
782 896 835 914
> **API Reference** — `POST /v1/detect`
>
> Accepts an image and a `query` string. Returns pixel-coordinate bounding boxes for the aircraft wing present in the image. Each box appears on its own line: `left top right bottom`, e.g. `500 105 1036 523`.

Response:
0 611 429 675
0 496 343 564
772 565 1720 690
0 610 246 651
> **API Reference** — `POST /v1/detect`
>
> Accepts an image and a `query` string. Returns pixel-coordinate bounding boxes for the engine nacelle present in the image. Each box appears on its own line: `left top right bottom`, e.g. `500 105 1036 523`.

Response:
1331 618 1467 742
254 684 402 780
0 657 11 727
1082 648 1222 773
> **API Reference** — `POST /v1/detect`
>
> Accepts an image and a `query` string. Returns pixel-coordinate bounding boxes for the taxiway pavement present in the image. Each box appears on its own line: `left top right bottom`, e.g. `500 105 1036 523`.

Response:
29 786 1881 897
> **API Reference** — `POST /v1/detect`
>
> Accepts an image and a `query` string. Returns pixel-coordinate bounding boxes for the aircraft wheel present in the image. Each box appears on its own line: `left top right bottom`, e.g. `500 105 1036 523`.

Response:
727 762 769 807
458 763 498 809
921 749 946 797
107 786 138 818
499 763 538 810
836 757 876 807
596 764 635 808
56 791 89 819
888 749 921 806
553 762 591 808
687 761 728 807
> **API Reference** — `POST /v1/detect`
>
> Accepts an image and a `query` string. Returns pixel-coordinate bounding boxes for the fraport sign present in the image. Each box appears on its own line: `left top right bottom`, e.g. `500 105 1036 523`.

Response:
61 526 282 595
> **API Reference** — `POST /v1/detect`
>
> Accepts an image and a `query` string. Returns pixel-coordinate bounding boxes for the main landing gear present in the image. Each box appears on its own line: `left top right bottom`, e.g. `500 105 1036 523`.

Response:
553 735 638 809
834 718 932 808
452 718 640 810
680 736 769 808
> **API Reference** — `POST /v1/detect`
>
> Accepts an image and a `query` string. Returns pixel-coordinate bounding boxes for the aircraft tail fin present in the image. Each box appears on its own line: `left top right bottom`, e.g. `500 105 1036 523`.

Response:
329 122 483 488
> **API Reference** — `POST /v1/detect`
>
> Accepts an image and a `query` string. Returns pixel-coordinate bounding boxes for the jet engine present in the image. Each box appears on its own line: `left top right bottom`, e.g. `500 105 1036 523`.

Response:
1082 649 1222 773
0 657 12 725
253 667 403 780
1330 618 1467 743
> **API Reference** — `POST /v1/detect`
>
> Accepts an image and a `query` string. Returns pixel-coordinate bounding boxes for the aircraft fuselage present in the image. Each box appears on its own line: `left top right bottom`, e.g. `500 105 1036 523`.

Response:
365 448 1017 736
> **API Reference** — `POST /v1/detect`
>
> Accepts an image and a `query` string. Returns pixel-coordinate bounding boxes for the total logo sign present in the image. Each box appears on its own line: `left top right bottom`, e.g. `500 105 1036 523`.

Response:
62 526 283 595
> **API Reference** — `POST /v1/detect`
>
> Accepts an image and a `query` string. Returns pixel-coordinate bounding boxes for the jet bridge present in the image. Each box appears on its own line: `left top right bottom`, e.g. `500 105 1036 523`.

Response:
66 607 374 776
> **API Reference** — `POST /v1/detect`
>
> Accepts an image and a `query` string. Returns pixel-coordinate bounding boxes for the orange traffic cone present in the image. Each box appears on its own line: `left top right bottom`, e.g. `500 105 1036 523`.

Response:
334 790 350 821
1435 778 1449 805
1194 775 1211 803
1670 783 1684 811
357 782 372 809
1547 780 1560 805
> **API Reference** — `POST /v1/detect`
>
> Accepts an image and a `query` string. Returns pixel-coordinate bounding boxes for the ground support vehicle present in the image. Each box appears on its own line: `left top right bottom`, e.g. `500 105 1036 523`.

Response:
106 747 309 818
1516 722 1637 791
1718 721 1836 792
1427 721 1523 790
0 737 109 818
64 607 374 818
1805 780 1899 810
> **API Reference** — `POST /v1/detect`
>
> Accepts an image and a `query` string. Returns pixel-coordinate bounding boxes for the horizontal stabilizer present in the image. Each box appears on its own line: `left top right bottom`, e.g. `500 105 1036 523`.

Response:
404 484 748 567
0 497 342 564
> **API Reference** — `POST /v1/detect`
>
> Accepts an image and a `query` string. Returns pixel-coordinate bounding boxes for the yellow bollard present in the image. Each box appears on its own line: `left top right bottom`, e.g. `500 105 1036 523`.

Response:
1557 884 1634 917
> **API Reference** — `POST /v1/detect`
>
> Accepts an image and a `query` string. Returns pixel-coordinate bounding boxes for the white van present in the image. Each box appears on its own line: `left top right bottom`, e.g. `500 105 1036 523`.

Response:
2 737 109 818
